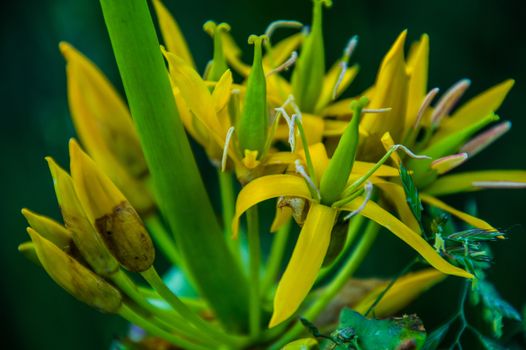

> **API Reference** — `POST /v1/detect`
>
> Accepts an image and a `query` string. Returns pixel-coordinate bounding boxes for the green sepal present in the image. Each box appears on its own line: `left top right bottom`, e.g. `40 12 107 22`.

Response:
320 97 368 205
291 0 331 112
237 34 268 156
203 21 230 82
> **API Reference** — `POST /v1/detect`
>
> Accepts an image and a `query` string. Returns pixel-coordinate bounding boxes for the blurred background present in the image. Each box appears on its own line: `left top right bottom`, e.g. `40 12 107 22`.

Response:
1 0 525 348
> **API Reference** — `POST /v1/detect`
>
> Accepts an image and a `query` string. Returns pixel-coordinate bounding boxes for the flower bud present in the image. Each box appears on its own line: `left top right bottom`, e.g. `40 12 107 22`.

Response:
27 227 122 313
237 34 269 159
69 139 155 272
21 208 72 252
319 97 368 205
47 157 120 276
291 0 331 112
18 242 41 266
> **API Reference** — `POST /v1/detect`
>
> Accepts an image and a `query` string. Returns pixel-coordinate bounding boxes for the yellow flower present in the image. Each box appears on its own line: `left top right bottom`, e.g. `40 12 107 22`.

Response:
232 105 472 328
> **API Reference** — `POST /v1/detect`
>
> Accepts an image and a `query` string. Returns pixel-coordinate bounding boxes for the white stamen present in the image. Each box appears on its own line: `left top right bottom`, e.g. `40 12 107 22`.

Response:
391 144 431 159
267 51 298 77
460 121 512 157
362 107 392 114
344 182 373 220
332 61 347 100
295 159 320 201
264 20 303 41
221 126 235 172
331 36 359 100
431 79 471 128
288 114 299 151
414 87 440 130
472 181 526 189
343 35 359 60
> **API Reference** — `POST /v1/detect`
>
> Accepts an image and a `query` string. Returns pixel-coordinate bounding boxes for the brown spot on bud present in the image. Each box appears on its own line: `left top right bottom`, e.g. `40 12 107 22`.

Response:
95 201 155 272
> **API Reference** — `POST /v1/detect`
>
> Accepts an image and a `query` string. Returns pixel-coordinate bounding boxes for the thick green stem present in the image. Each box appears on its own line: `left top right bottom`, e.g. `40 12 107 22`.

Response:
145 215 180 266
247 207 262 337
270 220 379 349
99 0 248 330
218 170 241 262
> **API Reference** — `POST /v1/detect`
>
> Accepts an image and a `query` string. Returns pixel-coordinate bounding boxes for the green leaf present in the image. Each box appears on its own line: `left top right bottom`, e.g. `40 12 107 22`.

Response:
477 334 506 350
400 164 424 232
422 323 449 350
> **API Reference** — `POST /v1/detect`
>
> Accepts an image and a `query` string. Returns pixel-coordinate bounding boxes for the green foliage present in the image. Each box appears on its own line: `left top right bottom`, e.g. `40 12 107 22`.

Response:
301 308 426 350
400 164 423 224
422 323 449 350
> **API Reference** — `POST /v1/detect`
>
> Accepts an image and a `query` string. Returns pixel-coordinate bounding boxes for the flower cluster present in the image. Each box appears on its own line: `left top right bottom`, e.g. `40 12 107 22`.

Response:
20 0 525 348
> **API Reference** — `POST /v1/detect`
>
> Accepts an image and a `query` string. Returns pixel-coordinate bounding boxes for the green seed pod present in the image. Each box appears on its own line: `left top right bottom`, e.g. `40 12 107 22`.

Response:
291 0 331 112
320 97 368 205
70 139 155 272
27 227 122 313
237 34 268 158
203 21 230 82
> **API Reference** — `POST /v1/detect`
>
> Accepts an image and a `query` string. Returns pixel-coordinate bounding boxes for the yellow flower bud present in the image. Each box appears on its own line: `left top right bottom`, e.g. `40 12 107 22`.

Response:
27 227 122 313
69 139 155 272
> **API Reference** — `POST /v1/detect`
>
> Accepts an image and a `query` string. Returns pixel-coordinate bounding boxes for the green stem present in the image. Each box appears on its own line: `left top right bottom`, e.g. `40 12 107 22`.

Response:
145 215 180 266
141 267 247 348
247 207 262 337
112 270 218 346
99 0 249 331
119 303 209 350
218 170 241 261
270 220 379 349
261 219 292 296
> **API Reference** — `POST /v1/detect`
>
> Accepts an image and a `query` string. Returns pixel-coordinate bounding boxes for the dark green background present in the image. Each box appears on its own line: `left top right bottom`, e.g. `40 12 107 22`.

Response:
1 0 524 349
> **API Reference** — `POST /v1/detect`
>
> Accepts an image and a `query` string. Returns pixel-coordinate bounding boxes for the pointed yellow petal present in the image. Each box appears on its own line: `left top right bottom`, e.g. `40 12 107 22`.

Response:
270 204 292 233
424 170 526 196
360 31 409 157
263 33 303 69
405 34 429 130
380 132 402 166
299 143 329 184
352 161 399 177
27 227 122 313
342 199 473 279
60 42 148 180
152 0 195 68
434 79 514 141
420 193 495 231
18 242 41 266
270 203 338 327
354 269 445 317
232 175 311 238
164 50 226 144
46 156 119 276
321 97 354 117
21 208 72 251
212 69 233 113
301 114 325 145
69 140 155 272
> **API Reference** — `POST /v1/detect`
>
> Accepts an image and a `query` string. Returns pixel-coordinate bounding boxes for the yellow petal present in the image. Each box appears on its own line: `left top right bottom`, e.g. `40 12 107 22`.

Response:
380 132 402 166
164 50 226 144
270 204 292 233
232 175 311 238
321 97 354 117
299 143 329 185
69 140 155 272
434 79 514 141
301 114 325 145
354 269 445 317
152 0 195 68
60 42 148 181
360 31 409 158
424 170 526 196
263 33 303 69
420 193 496 231
352 161 399 177
270 203 338 327
21 209 72 251
405 34 429 130
342 199 473 279
27 227 122 313
212 69 233 113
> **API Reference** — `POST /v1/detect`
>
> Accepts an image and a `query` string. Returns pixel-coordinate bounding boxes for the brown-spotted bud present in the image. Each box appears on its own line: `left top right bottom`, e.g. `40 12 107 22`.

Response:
47 157 119 276
27 227 122 313
69 139 155 272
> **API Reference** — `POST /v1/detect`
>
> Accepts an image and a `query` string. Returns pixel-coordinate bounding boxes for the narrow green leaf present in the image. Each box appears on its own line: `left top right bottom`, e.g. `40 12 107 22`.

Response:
422 323 449 350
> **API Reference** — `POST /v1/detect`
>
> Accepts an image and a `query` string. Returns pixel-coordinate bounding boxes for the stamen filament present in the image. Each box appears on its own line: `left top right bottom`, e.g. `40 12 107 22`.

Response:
414 87 440 130
295 160 321 201
343 182 373 220
431 79 471 128
267 51 298 77
221 126 236 172
472 181 526 189
460 121 511 157
264 20 303 42
362 107 392 114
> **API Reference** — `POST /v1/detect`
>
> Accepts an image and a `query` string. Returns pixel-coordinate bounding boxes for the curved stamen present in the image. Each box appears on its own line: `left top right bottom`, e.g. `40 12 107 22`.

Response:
344 181 373 220
267 51 298 77
221 126 236 171
295 160 321 201
264 20 304 42
431 79 470 128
